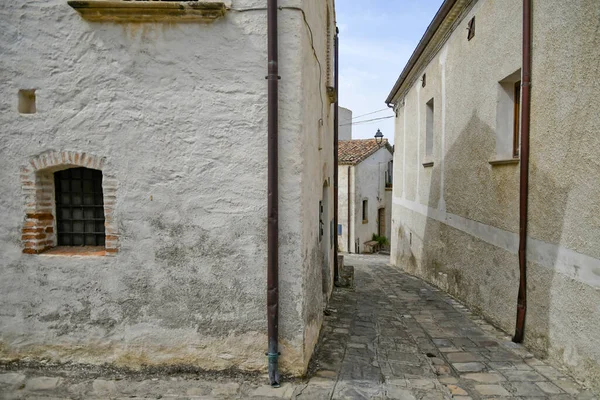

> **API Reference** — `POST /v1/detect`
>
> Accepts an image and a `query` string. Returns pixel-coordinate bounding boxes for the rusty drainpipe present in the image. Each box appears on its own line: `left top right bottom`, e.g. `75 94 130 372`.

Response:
266 0 280 387
347 166 351 253
333 27 340 283
514 0 532 344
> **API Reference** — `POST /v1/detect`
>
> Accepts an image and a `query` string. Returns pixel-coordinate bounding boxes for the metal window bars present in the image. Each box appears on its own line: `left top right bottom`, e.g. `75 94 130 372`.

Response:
54 167 105 246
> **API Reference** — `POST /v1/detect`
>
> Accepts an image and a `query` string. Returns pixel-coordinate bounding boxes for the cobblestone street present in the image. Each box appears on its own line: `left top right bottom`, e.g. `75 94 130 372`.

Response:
1 254 597 399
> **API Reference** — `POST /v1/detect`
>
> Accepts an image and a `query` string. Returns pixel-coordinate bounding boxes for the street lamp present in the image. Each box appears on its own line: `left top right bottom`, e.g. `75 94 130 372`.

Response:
374 129 384 145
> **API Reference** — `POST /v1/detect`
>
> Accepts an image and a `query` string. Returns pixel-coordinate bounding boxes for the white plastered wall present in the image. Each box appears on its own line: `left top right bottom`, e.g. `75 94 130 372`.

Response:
0 0 334 376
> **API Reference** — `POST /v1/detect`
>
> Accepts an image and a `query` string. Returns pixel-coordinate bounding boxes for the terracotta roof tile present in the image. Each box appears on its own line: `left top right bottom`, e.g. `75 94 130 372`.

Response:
338 139 391 165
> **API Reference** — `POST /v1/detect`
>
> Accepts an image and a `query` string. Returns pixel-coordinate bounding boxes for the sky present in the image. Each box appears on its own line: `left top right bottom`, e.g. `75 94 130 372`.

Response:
336 0 444 144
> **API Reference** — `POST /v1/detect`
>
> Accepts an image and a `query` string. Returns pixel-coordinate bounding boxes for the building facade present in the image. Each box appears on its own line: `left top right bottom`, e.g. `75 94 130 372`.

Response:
387 0 600 389
338 106 353 141
338 139 393 254
0 0 336 376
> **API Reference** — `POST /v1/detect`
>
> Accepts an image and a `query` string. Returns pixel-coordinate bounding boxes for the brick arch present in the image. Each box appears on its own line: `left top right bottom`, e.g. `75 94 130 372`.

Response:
20 150 118 255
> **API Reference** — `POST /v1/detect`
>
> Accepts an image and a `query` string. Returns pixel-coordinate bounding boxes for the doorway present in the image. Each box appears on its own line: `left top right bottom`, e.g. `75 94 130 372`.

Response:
378 207 385 237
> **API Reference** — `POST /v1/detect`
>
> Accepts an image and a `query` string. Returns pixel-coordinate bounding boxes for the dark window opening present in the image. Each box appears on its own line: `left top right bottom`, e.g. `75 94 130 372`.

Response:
362 199 368 222
513 81 521 158
55 167 105 246
319 200 324 241
18 89 36 114
467 16 475 40
386 160 393 187
426 98 435 158
422 73 426 87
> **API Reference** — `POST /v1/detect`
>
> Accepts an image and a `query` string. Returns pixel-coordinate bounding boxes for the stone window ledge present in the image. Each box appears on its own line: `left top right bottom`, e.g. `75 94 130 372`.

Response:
489 158 520 166
67 1 227 22
38 246 108 257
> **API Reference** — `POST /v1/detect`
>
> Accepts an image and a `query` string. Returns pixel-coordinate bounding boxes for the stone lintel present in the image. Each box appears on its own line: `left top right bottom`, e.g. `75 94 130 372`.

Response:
67 1 227 22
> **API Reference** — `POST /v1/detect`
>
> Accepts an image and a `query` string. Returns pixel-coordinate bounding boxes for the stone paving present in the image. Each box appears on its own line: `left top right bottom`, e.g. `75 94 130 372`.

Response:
1 254 597 399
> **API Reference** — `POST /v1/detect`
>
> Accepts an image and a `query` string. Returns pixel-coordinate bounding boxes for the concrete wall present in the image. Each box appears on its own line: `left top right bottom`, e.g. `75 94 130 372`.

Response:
389 0 600 390
0 0 335 376
338 106 352 140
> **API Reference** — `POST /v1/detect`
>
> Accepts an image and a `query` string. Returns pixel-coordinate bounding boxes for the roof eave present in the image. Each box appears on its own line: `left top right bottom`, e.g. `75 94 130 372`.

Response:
385 0 469 105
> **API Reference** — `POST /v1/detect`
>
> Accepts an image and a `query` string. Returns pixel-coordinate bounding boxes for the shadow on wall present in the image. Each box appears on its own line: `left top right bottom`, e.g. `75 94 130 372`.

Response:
395 111 581 373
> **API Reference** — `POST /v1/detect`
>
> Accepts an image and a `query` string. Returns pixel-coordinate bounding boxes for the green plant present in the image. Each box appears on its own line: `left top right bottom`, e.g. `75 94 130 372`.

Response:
371 233 389 247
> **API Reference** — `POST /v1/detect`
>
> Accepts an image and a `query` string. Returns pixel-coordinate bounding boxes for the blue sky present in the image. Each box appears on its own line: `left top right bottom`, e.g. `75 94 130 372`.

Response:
336 0 443 144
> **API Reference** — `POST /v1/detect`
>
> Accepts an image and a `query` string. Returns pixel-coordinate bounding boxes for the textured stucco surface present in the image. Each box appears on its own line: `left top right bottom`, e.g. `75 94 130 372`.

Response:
0 0 335 376
389 0 600 391
297 0 336 363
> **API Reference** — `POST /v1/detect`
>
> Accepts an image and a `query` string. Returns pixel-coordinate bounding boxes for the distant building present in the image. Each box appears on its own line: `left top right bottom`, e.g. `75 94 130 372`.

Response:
338 106 353 140
338 139 393 253
386 0 600 390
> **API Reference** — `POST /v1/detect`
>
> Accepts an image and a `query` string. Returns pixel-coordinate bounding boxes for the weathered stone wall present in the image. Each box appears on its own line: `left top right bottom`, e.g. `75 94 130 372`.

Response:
389 0 600 390
297 0 336 367
0 0 334 376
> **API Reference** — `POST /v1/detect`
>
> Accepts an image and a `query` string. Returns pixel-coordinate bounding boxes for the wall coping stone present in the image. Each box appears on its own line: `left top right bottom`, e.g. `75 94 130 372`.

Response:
67 1 227 22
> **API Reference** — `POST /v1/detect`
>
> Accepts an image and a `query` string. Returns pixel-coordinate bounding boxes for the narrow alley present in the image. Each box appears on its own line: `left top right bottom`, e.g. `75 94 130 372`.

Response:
1 254 594 400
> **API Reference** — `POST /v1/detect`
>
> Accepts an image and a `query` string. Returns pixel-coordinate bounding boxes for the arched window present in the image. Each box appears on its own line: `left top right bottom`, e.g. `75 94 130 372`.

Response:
21 151 118 255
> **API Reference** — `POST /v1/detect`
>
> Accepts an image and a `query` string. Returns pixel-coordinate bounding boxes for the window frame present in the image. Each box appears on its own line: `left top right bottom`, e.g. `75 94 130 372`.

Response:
20 151 118 256
491 70 521 165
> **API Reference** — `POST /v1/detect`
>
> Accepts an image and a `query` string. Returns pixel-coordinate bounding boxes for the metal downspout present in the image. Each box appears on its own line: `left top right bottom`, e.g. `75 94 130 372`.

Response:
266 0 280 386
333 27 340 283
347 166 351 253
514 0 532 344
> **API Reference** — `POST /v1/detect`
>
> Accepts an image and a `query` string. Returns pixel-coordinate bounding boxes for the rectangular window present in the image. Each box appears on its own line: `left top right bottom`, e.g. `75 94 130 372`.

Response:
493 70 521 162
425 98 434 158
513 81 521 158
55 167 105 246
467 16 475 41
362 199 368 223
386 160 393 187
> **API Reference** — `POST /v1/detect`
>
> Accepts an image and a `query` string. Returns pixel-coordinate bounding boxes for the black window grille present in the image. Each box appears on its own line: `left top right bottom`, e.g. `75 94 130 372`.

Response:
54 167 105 246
